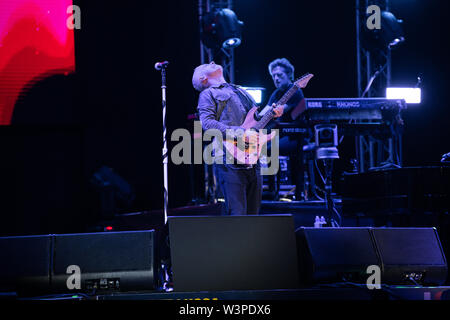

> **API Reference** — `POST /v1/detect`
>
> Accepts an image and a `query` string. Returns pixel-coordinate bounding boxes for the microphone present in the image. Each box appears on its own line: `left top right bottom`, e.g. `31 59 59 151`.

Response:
155 61 169 70
415 76 422 88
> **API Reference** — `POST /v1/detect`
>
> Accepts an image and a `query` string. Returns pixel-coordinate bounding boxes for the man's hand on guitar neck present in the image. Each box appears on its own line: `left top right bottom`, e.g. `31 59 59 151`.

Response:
271 103 284 118
241 104 282 145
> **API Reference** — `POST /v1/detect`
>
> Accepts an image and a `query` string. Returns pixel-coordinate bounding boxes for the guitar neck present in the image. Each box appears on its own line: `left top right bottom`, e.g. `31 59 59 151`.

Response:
255 84 298 130
254 110 275 130
253 83 300 130
277 83 300 106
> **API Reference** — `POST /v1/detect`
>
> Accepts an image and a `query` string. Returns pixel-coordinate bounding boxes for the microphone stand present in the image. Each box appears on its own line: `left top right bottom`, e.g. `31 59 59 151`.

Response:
361 64 387 98
157 63 169 225
155 62 174 291
323 158 341 227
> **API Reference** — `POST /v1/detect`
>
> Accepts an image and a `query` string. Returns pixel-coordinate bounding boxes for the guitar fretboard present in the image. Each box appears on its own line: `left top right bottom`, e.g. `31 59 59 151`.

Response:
252 73 311 130
278 83 300 106
253 83 300 130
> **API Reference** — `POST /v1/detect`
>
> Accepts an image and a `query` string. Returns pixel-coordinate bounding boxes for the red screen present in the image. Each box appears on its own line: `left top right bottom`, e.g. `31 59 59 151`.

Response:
0 0 75 125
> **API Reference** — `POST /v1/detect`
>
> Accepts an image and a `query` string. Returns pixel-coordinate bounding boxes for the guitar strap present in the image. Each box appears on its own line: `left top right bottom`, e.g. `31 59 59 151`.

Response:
231 85 255 112
215 99 227 121
215 85 255 121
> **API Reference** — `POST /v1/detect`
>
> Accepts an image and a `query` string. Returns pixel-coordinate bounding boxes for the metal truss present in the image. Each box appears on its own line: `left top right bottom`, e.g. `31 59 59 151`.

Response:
355 0 403 172
356 0 392 97
198 0 236 83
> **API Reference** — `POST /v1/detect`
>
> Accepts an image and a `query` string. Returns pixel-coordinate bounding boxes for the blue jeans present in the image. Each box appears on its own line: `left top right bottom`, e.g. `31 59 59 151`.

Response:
215 164 262 215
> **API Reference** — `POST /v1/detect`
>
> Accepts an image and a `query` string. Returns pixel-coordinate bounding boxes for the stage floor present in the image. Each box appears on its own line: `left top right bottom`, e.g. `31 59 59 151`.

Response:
10 285 449 301
99 199 371 233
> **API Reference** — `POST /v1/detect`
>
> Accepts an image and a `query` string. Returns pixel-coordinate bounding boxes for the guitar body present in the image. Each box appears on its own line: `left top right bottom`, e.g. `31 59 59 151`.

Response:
223 108 276 165
223 73 314 165
240 107 259 130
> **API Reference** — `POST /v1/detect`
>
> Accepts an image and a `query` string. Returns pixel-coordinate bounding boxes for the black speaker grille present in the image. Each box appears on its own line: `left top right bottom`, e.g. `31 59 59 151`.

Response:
372 228 446 266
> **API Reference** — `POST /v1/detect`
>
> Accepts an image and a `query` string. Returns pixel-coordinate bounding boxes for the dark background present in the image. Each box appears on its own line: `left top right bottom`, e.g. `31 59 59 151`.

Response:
1 0 449 236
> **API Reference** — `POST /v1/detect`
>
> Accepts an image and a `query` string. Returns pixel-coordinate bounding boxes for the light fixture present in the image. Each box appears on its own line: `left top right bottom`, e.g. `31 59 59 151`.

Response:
386 87 421 104
388 36 405 49
223 38 240 49
363 11 405 50
201 8 244 49
380 11 405 49
241 87 265 104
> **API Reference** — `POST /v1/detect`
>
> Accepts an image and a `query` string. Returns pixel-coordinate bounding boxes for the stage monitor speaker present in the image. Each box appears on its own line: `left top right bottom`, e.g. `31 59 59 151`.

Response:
168 215 299 292
51 230 158 293
371 228 448 286
0 235 52 294
295 227 379 285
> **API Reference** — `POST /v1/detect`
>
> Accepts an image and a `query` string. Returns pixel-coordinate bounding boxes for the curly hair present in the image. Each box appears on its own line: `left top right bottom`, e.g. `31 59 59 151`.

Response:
268 58 295 81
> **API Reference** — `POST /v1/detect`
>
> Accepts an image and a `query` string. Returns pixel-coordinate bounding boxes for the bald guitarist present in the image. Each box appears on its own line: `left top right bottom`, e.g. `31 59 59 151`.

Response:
192 62 283 216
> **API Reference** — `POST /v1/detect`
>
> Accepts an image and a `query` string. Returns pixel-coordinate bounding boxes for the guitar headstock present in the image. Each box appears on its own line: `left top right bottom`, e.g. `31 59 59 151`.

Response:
294 73 314 89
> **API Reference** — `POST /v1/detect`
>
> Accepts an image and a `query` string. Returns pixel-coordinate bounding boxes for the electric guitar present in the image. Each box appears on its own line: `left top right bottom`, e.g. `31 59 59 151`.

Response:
223 73 314 165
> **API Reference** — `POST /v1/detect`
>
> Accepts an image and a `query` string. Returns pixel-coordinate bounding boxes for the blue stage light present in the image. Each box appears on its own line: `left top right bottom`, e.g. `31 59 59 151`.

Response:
201 8 244 49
